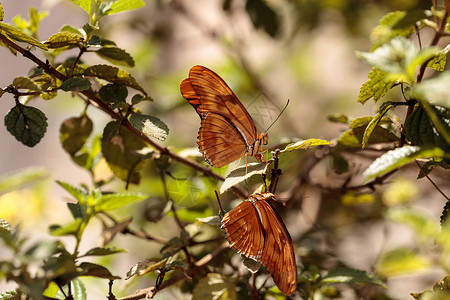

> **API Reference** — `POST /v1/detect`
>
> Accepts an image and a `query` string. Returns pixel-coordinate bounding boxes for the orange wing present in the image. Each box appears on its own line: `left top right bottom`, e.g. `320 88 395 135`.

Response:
254 193 297 295
221 200 265 260
180 65 261 167
221 192 297 295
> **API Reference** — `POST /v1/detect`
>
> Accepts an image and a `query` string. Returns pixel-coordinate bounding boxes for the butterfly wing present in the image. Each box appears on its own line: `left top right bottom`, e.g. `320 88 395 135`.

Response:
198 114 247 167
254 193 297 295
180 65 260 167
221 200 265 260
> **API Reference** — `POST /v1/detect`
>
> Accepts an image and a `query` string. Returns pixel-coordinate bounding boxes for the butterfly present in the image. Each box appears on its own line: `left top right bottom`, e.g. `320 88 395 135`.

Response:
180 65 268 168
220 192 297 295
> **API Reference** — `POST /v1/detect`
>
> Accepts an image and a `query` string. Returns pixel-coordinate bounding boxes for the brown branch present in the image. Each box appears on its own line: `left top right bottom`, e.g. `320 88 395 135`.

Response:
116 243 230 300
415 160 450 201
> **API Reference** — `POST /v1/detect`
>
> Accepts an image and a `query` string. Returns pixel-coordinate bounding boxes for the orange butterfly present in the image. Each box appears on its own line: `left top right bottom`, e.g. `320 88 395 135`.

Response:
221 192 297 295
180 65 268 168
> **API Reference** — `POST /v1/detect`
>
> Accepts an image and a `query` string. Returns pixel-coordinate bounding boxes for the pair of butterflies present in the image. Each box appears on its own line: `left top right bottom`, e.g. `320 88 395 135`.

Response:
180 65 297 295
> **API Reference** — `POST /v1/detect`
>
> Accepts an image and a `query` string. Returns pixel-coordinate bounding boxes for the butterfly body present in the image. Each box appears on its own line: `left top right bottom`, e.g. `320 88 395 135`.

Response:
180 65 267 168
221 192 297 295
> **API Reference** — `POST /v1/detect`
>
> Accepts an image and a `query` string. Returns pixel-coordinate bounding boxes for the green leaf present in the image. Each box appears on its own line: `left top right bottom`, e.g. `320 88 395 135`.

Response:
193 273 237 300
102 0 145 16
12 76 40 91
371 11 418 50
67 202 83 219
362 104 394 149
101 125 147 184
404 105 450 151
375 247 431 277
49 218 82 236
0 219 11 232
357 68 395 104
69 0 92 15
95 192 147 212
54 278 86 300
60 24 84 36
60 114 93 155
44 32 84 48
56 180 88 203
4 103 48 147
411 71 450 107
245 0 279 38
363 146 446 180
281 138 332 153
102 120 121 142
0 3 4 22
78 262 120 279
84 64 146 95
220 162 268 193
129 113 169 141
321 267 386 287
337 121 398 150
0 22 47 50
197 216 221 226
81 247 126 257
99 83 128 103
125 258 168 279
131 94 153 104
0 290 18 299
96 47 135 67
59 77 91 92
0 167 49 196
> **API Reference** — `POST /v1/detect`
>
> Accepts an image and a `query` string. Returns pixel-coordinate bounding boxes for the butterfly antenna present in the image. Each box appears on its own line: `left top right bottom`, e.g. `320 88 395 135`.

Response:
215 190 225 218
264 99 290 133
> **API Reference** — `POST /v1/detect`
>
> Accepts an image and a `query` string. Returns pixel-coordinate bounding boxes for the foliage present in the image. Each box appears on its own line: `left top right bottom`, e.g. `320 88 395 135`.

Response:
0 0 449 299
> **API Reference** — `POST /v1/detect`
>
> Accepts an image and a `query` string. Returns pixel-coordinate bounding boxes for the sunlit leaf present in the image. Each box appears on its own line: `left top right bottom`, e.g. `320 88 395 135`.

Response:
220 162 268 193
0 167 49 196
362 104 394 148
197 216 221 226
0 3 4 21
281 138 332 152
411 71 450 107
4 103 48 147
102 0 145 16
0 22 47 50
125 258 167 280
56 180 88 203
95 192 147 212
84 64 146 94
388 208 439 239
358 68 395 104
371 11 418 50
12 76 40 91
49 218 82 236
363 146 446 180
44 32 84 48
129 112 169 141
69 0 92 15
54 278 86 300
375 247 431 277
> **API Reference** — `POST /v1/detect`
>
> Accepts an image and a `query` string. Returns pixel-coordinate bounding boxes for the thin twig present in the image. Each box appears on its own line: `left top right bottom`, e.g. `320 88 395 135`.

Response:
415 160 450 201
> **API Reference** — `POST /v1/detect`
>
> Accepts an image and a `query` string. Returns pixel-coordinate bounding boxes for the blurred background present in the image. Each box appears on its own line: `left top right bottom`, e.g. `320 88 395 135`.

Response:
1 0 449 299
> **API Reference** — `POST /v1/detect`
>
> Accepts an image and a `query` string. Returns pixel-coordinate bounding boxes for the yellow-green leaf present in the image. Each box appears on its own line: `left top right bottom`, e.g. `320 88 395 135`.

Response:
44 32 84 48
0 3 4 21
12 76 40 91
220 162 268 193
0 22 47 50
69 0 92 15
103 0 145 16
193 273 237 300
281 138 332 153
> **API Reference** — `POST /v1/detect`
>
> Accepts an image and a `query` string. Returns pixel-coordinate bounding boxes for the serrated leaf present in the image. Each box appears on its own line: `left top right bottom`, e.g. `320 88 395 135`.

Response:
0 219 11 232
99 83 128 103
96 47 135 67
81 247 126 257
193 273 237 300
69 0 92 15
84 64 146 95
358 68 395 104
322 267 386 287
101 125 147 184
363 146 445 180
362 104 394 149
0 167 49 196
0 3 4 21
103 0 145 16
220 162 268 193
4 104 48 147
375 247 431 277
56 180 88 203
427 51 446 71
0 290 18 299
60 24 84 36
44 32 84 48
281 138 332 153
197 216 221 226
371 11 417 50
12 76 40 91
95 192 147 212
0 22 47 50
129 113 169 141
60 114 93 155
78 262 120 279
49 218 82 236
59 77 91 91
125 258 167 280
